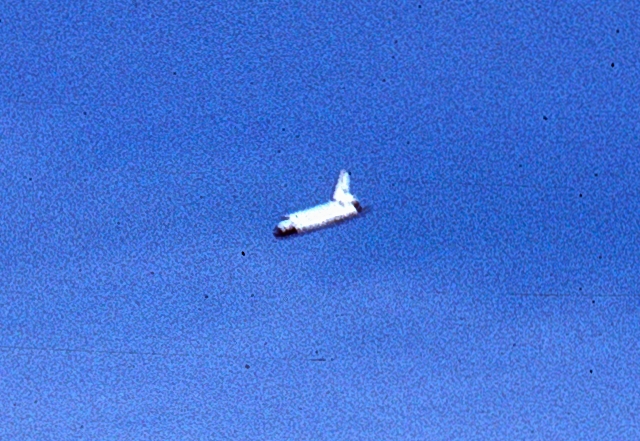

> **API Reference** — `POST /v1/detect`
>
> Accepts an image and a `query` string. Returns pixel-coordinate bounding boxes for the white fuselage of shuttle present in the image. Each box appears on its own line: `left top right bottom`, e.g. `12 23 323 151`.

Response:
273 170 363 237
275 200 361 236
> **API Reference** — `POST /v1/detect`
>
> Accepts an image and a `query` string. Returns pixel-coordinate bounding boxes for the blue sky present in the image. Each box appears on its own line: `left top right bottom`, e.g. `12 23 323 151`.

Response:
1 1 639 439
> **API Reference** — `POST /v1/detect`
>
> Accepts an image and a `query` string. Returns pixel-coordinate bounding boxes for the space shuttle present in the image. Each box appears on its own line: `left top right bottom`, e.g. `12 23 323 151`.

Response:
273 170 364 237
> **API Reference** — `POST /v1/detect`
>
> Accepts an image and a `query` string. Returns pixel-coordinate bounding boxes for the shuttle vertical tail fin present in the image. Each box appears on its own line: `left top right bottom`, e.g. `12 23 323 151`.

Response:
332 170 354 203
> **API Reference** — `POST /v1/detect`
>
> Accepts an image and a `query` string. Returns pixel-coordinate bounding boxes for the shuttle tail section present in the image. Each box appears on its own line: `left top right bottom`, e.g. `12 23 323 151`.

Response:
332 170 354 203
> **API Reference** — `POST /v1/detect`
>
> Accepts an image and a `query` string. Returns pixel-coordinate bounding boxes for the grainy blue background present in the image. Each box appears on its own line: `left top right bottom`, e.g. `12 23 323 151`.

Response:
1 1 639 439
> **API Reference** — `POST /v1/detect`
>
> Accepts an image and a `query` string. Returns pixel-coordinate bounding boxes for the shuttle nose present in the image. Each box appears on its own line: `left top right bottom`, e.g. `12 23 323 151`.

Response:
352 200 363 213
